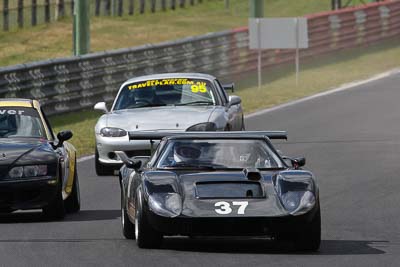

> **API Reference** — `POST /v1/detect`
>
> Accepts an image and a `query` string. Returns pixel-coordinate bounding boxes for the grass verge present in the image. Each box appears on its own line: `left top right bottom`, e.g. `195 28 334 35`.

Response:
50 38 400 157
0 0 333 67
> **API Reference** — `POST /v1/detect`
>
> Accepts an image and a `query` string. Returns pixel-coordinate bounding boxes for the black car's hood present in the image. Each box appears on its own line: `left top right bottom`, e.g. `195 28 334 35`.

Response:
143 170 290 217
0 138 57 176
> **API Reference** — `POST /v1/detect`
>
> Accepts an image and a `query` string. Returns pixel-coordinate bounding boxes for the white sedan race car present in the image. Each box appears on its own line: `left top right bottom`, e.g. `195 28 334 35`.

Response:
93 73 244 175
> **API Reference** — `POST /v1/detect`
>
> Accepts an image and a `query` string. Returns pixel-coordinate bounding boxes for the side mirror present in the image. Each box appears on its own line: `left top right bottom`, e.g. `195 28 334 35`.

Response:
56 130 73 148
115 151 150 171
223 83 235 92
228 95 241 107
94 102 108 113
282 156 306 169
131 156 151 170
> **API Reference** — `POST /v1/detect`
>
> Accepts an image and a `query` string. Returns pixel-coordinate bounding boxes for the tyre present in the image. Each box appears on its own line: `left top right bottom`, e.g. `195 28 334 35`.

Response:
43 178 65 220
135 194 163 248
95 147 115 176
121 193 135 239
65 169 81 213
293 208 321 252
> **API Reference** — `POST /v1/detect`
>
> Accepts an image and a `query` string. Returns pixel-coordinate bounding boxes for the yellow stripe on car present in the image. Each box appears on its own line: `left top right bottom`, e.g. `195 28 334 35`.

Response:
0 101 32 107
64 142 76 195
32 100 53 140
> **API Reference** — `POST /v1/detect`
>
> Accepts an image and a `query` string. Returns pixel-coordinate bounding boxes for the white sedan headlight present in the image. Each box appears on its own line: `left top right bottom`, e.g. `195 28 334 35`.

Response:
100 127 127 137
186 122 217 131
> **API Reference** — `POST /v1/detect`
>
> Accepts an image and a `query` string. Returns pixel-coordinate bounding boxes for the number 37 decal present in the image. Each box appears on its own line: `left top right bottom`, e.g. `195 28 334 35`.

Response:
214 201 249 215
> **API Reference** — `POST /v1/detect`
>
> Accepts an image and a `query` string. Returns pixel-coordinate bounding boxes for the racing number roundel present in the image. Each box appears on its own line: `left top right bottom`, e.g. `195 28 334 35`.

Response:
214 201 248 215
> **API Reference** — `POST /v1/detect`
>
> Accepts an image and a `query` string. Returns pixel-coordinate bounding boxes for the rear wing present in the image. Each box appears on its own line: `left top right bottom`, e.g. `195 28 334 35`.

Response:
128 131 287 141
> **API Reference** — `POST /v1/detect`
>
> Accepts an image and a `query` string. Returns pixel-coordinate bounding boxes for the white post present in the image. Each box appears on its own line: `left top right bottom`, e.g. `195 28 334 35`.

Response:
257 18 262 89
55 0 59 20
111 0 116 16
295 17 300 87
225 0 230 9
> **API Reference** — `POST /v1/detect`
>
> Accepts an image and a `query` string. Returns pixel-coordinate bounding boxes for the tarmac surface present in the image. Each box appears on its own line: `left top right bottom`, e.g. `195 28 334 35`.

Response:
1 72 400 266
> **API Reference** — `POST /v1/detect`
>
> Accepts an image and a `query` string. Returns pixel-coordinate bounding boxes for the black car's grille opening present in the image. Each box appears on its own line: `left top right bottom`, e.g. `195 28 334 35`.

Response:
195 181 264 199
181 218 271 236
0 166 9 180
0 189 41 205
0 192 13 204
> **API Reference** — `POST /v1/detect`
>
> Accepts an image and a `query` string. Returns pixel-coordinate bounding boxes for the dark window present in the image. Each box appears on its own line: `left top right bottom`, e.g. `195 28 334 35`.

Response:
113 78 218 110
0 107 46 139
215 79 229 105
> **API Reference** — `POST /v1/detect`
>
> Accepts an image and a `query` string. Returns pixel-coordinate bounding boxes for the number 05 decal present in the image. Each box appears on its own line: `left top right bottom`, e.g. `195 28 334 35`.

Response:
214 201 249 215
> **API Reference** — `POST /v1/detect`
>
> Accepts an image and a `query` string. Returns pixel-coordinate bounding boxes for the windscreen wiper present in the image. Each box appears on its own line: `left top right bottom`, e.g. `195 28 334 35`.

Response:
175 101 214 106
132 103 166 108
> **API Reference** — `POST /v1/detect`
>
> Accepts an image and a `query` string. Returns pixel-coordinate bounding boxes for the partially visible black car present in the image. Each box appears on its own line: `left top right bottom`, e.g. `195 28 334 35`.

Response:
0 99 80 219
117 131 321 251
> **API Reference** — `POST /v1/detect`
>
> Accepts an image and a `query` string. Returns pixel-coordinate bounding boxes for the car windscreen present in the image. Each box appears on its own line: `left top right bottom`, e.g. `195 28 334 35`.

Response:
157 139 284 169
113 78 217 110
0 107 46 138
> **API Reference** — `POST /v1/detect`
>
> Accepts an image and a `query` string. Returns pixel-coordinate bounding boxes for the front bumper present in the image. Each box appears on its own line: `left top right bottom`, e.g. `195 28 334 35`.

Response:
0 176 59 212
145 204 319 236
96 134 154 164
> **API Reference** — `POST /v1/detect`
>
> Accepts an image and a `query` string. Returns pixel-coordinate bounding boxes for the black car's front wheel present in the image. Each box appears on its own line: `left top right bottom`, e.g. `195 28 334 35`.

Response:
293 208 321 251
121 194 135 239
65 168 81 213
135 194 163 248
42 178 65 220
275 207 321 252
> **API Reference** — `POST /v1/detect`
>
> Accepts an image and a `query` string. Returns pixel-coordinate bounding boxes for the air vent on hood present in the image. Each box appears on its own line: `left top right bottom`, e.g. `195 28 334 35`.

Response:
243 168 262 181
195 181 264 199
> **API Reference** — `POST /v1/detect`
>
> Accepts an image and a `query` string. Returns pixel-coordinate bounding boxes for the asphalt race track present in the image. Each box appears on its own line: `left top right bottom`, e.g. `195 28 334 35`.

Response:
1 73 400 266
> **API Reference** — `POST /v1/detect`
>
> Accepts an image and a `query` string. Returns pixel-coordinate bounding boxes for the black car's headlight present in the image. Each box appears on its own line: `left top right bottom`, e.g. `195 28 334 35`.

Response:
186 122 217 131
148 193 182 218
8 165 48 179
274 172 316 216
100 127 127 137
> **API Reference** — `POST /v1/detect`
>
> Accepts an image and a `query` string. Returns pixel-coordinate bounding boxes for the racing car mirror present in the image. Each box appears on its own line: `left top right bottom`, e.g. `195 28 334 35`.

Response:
94 102 108 113
294 157 306 168
130 156 151 171
115 151 147 171
228 95 241 107
56 130 73 148
282 156 306 169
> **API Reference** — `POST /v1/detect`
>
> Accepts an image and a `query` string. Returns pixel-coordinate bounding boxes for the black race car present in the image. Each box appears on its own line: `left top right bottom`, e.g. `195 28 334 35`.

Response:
117 131 321 251
0 99 80 219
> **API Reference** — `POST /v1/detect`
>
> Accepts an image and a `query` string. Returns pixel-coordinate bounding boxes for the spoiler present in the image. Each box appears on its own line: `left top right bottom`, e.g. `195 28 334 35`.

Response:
128 131 287 141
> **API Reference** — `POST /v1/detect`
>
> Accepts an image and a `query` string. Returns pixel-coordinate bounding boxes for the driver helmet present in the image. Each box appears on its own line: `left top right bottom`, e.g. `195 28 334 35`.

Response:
173 142 202 163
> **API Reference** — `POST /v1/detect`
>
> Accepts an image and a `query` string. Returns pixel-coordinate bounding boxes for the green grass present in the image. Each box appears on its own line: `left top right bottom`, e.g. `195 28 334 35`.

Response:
51 110 101 157
49 38 400 157
0 0 333 67
237 39 400 113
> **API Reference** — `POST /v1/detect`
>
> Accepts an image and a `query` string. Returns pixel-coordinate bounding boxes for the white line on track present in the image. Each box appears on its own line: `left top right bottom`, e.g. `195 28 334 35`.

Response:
77 68 400 163
245 67 400 119
77 154 95 163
